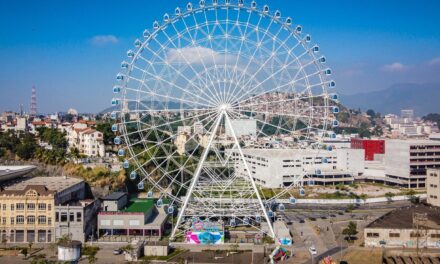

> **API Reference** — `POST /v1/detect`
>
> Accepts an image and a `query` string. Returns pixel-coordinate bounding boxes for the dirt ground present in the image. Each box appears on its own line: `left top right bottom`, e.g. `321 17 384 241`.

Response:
335 247 383 264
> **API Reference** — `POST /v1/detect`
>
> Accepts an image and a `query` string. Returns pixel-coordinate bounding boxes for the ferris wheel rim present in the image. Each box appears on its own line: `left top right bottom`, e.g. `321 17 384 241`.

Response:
112 0 338 225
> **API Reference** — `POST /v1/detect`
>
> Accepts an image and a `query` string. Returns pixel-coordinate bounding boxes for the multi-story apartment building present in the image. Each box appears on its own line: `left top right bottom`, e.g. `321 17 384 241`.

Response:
66 123 105 157
0 176 85 243
227 148 364 188
427 169 440 207
384 140 440 188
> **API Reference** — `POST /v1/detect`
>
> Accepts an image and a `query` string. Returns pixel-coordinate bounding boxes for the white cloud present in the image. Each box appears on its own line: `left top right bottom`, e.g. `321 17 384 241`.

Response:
381 62 406 72
166 46 235 65
90 35 119 46
428 57 440 66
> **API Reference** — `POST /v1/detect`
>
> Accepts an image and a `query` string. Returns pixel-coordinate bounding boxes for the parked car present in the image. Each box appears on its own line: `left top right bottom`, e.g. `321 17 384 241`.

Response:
309 246 317 255
113 248 123 255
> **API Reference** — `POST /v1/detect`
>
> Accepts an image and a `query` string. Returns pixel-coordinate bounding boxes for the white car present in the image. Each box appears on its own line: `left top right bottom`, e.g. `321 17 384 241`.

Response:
309 246 317 255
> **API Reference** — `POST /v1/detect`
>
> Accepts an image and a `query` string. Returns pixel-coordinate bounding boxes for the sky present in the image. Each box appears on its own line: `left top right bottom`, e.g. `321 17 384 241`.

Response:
0 0 439 114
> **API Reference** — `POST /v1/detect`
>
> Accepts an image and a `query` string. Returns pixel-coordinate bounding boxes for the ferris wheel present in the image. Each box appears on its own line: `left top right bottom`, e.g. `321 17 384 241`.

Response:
111 0 339 240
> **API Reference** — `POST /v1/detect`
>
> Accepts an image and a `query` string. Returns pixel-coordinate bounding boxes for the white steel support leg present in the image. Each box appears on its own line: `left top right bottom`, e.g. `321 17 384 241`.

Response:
171 112 223 240
224 114 276 238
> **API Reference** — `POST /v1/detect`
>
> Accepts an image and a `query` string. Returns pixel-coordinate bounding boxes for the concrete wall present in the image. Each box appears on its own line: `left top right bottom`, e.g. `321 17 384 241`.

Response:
336 149 365 176
385 140 410 178
365 227 440 248
102 195 127 212
55 200 100 242
427 169 440 207
144 245 169 256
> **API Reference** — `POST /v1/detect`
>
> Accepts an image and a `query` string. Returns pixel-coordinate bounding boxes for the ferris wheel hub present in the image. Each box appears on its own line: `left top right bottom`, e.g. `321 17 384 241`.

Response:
218 103 232 112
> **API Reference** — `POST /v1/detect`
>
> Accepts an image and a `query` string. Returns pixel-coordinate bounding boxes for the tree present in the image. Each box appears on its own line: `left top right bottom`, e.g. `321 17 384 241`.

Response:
16 133 37 160
405 189 420 204
345 204 355 213
366 109 376 117
87 254 97 264
385 192 395 203
342 221 358 241
423 113 440 129
96 122 115 145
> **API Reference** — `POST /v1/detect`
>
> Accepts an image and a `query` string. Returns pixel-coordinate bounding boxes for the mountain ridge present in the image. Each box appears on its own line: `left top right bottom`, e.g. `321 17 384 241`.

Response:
341 83 440 116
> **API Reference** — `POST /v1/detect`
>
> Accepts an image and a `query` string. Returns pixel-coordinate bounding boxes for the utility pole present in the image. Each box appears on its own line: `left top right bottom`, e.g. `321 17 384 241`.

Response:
413 212 427 257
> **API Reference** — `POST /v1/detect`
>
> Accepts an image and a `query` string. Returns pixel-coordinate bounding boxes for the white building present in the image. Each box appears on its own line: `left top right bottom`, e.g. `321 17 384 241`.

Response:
427 169 440 207
227 148 364 188
401 109 414 121
67 124 105 157
177 126 191 135
384 139 440 188
15 117 27 131
225 119 257 138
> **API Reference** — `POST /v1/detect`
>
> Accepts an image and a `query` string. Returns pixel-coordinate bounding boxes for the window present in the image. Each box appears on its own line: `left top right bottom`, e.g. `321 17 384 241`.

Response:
48 204 51 211
2 204 5 210
16 203 24 210
129 220 140 226
38 216 46 224
10 204 14 211
389 233 400 238
69 212 74 222
366 233 379 238
76 212 82 222
10 217 14 225
38 203 46 210
100 220 110 226
410 232 422 238
431 234 440 238
2 217 5 225
55 212 59 222
113 220 124 226
27 216 35 224
16 215 24 224
27 203 35 210
48 217 52 225
60 212 67 222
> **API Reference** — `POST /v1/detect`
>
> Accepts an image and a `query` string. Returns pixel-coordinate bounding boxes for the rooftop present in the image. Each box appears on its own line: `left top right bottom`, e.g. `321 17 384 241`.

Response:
238 148 333 158
102 192 127 201
123 199 154 213
387 139 440 145
367 204 440 229
3 176 83 192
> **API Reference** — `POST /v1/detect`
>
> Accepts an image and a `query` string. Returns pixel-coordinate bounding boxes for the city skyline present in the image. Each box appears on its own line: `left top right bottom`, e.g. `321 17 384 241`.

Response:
0 0 439 114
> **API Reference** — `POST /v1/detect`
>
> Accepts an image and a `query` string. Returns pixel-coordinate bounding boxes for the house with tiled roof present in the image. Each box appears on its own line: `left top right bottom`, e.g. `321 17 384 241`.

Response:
66 123 105 157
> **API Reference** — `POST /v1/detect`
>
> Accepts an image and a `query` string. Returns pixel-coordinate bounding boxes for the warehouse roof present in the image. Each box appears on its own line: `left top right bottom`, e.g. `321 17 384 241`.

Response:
367 204 440 229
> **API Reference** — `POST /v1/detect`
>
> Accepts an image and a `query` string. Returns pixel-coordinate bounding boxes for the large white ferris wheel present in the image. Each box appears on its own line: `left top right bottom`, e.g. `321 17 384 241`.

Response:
111 0 339 240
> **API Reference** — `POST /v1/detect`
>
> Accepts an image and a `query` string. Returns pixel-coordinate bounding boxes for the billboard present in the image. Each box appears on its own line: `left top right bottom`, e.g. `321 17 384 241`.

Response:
185 220 224 245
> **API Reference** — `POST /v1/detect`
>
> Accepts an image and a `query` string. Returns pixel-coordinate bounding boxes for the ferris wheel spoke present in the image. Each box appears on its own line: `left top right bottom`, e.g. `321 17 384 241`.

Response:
129 60 217 107
229 109 298 135
233 66 308 105
115 1 335 238
236 93 329 109
125 86 214 110
135 110 220 178
127 109 217 135
229 24 287 102
160 24 221 104
233 51 315 104
125 111 219 162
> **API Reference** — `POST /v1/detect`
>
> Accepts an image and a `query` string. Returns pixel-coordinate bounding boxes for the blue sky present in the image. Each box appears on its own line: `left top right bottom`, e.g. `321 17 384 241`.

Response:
0 0 439 114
